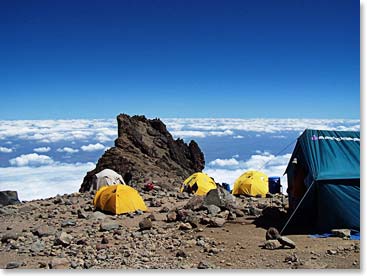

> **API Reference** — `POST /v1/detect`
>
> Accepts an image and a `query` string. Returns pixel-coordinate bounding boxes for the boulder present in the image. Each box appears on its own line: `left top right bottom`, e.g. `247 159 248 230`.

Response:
49 258 70 269
139 218 153 231
203 187 237 210
1 232 19 243
30 240 45 253
331 229 351 239
88 211 107 221
266 227 281 240
166 211 177 222
184 196 204 211
100 221 120 232
54 232 73 247
278 236 296 249
33 225 56 237
262 240 280 250
179 222 192 230
206 205 221 216
0 191 20 206
80 114 205 192
208 218 226 227
5 262 23 269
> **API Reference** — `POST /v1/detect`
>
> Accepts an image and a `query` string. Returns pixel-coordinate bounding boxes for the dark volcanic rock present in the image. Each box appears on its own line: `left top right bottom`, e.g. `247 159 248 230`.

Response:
80 114 205 192
0 191 20 206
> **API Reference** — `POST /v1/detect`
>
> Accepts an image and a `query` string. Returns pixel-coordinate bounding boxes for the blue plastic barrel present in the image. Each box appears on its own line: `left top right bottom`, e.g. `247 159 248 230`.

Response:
222 183 231 192
268 177 281 194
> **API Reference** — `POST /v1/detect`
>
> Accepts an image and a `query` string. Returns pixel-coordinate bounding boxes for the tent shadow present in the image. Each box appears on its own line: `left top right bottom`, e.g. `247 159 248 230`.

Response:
252 206 289 232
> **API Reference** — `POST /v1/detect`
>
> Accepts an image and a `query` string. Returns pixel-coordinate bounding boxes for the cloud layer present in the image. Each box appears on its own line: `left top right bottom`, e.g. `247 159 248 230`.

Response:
0 163 95 201
205 152 292 192
0 118 360 143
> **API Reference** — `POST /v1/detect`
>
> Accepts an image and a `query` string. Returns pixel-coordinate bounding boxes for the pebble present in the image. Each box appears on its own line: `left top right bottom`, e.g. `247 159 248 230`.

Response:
5 261 23 269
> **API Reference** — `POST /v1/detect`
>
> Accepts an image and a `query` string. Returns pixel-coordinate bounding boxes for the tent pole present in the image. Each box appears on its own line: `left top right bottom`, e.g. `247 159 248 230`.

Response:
280 181 315 235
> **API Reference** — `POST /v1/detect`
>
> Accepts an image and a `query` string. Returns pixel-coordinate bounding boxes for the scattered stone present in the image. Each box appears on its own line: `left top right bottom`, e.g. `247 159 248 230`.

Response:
277 236 296 249
5 261 23 269
206 205 221 216
61 220 76 227
232 208 245 217
139 218 153 231
209 247 220 254
249 207 262 216
96 243 109 251
53 197 64 205
50 257 70 269
159 206 170 213
208 217 226 227
135 209 143 215
179 222 193 230
149 198 162 207
186 215 200 228
77 209 88 219
197 261 212 269
1 232 19 243
327 249 337 255
217 210 229 219
184 196 204 211
101 236 109 244
284 253 299 263
30 240 45 253
100 221 120 232
227 211 237 220
266 227 280 240
146 213 156 221
262 240 279 250
33 225 56 237
331 229 351 239
88 211 107 220
176 249 187 258
55 232 73 247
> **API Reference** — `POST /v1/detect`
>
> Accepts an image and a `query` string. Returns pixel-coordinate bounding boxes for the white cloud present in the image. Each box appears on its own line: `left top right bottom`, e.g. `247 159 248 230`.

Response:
205 152 292 193
233 135 244 139
9 153 54 167
0 162 95 201
209 158 240 167
57 147 79 153
81 143 106 152
33 146 51 153
0 146 13 153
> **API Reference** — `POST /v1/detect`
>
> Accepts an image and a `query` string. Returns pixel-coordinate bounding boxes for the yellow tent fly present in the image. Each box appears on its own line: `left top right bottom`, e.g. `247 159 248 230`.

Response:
181 172 217 196
93 184 147 215
232 170 269 197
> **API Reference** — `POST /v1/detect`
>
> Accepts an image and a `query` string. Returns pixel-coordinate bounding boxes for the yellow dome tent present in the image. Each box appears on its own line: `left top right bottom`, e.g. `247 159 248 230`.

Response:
181 172 217 196
232 170 269 197
93 184 147 215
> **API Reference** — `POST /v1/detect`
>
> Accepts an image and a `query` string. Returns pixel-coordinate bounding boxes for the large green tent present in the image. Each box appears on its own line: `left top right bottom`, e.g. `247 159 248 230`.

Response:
282 129 360 234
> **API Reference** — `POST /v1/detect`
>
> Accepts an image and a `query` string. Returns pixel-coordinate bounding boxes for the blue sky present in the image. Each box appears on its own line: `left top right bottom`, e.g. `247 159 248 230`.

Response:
0 0 360 119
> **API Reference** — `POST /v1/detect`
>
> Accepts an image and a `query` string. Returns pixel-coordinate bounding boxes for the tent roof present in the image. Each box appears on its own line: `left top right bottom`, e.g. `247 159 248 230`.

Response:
286 129 360 181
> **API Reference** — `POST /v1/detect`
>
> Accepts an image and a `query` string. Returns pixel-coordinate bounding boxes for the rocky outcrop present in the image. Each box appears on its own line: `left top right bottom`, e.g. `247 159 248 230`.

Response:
80 114 205 192
0 191 20 207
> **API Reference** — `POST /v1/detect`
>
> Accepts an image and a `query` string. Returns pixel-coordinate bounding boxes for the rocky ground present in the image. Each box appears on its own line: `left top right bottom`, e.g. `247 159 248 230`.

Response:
0 186 360 269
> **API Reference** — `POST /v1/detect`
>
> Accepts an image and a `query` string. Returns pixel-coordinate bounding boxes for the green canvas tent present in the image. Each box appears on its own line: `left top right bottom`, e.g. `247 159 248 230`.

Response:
282 129 360 234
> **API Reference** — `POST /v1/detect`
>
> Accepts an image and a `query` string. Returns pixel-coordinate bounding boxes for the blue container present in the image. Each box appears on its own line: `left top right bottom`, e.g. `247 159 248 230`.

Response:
268 177 281 194
222 183 231 192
